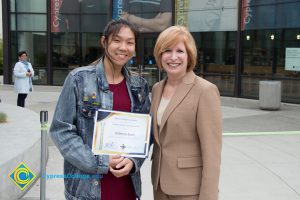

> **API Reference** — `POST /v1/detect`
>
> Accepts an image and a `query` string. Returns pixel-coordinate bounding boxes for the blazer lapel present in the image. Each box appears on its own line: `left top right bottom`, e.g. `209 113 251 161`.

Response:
159 71 196 135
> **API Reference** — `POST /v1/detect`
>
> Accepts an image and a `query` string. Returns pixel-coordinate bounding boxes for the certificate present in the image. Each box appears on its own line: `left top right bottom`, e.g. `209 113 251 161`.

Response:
92 109 152 158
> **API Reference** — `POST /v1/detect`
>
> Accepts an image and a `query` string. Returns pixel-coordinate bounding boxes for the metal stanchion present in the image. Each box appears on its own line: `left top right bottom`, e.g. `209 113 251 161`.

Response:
40 111 48 200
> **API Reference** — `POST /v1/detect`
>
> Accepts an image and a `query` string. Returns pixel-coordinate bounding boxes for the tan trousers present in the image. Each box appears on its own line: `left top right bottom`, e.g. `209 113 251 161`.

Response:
153 184 199 200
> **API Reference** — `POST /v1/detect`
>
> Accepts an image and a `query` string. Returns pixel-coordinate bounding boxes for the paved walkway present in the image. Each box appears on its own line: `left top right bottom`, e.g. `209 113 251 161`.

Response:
1 84 300 200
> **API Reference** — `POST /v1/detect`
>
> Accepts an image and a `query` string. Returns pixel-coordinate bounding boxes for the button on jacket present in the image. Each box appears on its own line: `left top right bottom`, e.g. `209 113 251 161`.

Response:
50 58 150 200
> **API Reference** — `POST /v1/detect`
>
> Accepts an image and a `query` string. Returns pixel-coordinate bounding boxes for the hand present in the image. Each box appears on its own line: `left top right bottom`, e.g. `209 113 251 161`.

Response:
109 157 134 178
121 11 130 20
109 154 123 169
26 71 32 77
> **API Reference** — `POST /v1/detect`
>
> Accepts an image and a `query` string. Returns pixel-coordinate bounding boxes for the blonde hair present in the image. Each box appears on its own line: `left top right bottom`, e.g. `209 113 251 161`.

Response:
153 26 197 72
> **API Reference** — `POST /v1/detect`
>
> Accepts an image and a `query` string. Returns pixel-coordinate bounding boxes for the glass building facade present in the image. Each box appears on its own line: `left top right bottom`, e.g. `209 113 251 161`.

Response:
2 0 300 103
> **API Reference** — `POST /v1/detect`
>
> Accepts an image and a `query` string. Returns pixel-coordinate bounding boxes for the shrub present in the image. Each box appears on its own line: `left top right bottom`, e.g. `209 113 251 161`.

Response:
0 112 7 123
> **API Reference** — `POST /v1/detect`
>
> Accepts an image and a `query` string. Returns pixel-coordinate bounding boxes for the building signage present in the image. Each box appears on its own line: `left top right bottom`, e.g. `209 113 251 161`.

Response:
285 48 300 71
112 0 172 32
112 0 123 20
242 0 300 30
51 0 63 32
175 0 189 27
187 0 238 32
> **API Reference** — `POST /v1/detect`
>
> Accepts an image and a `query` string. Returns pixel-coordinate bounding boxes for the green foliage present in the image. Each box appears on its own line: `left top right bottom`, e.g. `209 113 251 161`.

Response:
0 112 7 123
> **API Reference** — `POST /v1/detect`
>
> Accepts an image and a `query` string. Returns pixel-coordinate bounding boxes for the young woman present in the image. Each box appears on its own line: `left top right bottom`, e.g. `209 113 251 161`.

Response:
151 26 222 200
50 19 150 200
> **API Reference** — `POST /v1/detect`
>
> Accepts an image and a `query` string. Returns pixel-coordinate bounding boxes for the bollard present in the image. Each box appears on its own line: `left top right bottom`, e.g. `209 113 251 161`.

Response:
40 111 48 200
259 81 281 110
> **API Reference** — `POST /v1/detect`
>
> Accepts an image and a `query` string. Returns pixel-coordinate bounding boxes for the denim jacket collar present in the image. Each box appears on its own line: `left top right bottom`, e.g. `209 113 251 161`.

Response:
95 57 131 92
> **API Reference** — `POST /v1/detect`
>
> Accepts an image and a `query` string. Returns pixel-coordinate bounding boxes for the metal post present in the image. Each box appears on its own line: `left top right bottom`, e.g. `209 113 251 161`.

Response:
40 111 48 200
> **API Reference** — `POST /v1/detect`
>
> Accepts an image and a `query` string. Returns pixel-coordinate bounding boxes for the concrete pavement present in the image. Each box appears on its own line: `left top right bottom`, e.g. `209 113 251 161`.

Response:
0 84 300 200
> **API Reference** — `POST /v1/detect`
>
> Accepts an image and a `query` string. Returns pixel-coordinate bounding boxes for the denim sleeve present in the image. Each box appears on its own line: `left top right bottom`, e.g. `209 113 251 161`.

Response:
50 73 109 174
129 79 151 173
129 157 145 174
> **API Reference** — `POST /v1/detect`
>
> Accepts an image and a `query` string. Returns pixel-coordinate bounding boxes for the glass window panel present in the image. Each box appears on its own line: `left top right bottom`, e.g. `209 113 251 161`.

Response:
10 0 16 12
56 14 80 32
17 14 46 31
142 37 158 89
32 33 47 67
17 32 47 64
16 32 47 84
117 0 172 32
16 0 46 13
282 79 300 104
53 69 70 85
51 0 110 32
240 76 260 98
57 0 80 14
188 0 238 32
52 14 109 33
32 68 47 84
81 33 103 66
81 0 109 13
242 30 273 75
10 14 16 31
241 28 300 103
203 32 236 74
275 2 300 28
191 32 203 75
275 29 300 78
81 14 109 32
205 75 235 96
52 33 81 69
243 1 300 30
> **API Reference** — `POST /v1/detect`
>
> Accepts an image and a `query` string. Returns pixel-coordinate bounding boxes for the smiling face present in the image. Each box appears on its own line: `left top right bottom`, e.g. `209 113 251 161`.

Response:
103 26 136 69
161 41 188 79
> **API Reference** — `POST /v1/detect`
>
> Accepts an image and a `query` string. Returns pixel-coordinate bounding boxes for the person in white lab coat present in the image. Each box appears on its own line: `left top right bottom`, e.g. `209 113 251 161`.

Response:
13 51 34 107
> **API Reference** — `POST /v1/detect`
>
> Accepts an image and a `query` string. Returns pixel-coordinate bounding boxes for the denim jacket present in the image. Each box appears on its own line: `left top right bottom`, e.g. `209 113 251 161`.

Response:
50 59 151 200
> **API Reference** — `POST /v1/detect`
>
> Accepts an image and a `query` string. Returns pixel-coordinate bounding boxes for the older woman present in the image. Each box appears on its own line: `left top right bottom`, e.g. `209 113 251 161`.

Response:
150 25 222 200
13 51 34 107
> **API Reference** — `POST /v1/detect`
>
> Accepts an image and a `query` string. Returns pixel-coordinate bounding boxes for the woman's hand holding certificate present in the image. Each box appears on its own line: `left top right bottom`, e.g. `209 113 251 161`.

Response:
109 156 134 178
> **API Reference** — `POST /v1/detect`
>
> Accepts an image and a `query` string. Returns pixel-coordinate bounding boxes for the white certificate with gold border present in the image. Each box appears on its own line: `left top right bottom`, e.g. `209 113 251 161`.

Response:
92 109 151 158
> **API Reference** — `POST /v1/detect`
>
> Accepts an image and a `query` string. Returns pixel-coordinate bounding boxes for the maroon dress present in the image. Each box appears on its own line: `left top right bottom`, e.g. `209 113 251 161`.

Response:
101 78 136 200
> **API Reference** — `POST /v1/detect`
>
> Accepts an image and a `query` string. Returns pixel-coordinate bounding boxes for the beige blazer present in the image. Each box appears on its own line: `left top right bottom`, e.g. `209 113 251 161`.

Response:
151 71 222 200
